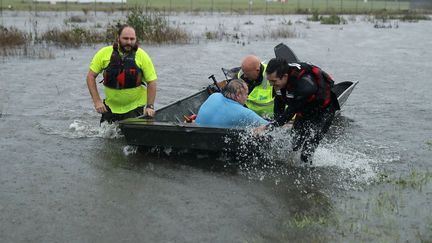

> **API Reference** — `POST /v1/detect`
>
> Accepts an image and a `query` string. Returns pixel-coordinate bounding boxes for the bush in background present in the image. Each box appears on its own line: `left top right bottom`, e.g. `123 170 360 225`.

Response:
0 26 29 47
41 26 105 47
106 7 190 44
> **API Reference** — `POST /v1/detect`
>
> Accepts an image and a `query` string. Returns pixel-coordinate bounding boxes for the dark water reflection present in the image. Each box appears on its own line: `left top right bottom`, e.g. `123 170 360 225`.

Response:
1 12 432 242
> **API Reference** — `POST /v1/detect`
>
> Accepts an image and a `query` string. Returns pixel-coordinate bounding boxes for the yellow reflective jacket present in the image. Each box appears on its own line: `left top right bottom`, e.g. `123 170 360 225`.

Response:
238 64 274 118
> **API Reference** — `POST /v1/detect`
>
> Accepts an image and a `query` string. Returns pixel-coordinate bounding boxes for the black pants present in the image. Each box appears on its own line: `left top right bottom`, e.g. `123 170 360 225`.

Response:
291 105 335 164
100 104 144 124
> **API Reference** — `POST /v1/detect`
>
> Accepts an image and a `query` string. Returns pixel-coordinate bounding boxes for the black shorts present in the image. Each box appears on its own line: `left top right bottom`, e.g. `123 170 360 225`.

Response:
100 103 144 124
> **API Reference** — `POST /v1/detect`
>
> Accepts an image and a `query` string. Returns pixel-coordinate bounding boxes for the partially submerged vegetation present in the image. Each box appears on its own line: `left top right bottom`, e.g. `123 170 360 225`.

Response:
0 26 40 57
374 11 432 22
0 26 29 47
0 7 191 56
0 3 430 57
0 26 53 58
114 7 190 44
307 12 348 24
41 26 105 47
270 27 297 39
394 13 431 22
320 14 348 25
377 169 432 190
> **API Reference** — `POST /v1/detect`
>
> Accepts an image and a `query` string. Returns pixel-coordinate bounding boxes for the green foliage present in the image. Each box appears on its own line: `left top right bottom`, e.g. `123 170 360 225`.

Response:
394 170 432 189
307 11 320 22
289 213 329 228
320 14 347 25
376 169 432 190
205 31 219 40
399 14 431 22
41 26 105 47
270 27 296 39
427 140 432 150
375 12 432 23
111 7 190 44
64 15 88 24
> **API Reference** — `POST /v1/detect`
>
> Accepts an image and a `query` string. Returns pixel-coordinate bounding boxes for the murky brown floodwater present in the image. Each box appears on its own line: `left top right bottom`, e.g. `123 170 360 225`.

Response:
1 11 432 242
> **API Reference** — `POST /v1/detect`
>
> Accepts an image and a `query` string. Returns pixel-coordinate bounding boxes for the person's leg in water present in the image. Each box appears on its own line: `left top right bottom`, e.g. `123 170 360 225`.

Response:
299 107 335 164
291 117 314 164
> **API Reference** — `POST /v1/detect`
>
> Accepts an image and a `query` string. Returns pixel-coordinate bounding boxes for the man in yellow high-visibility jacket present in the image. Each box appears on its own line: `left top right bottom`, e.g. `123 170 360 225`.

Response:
86 25 157 123
237 55 274 118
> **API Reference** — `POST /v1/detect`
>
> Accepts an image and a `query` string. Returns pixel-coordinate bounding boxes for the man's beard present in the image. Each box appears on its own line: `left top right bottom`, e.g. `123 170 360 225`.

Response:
120 43 134 53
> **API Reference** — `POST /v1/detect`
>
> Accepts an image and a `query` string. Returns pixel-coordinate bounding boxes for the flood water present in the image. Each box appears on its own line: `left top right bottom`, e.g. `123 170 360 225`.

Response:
1 11 432 242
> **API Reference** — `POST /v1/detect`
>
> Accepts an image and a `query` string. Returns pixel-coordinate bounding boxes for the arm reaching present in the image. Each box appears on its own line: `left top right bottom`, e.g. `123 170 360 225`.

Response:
86 70 107 114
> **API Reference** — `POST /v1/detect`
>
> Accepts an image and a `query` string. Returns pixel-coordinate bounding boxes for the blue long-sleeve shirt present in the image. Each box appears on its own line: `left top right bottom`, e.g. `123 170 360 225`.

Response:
195 93 269 128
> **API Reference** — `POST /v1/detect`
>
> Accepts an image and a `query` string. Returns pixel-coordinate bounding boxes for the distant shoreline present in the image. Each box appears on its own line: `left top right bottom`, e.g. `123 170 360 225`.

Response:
0 0 424 15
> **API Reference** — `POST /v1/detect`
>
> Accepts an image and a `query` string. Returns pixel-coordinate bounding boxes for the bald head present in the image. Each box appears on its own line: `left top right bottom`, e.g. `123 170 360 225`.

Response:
241 55 261 81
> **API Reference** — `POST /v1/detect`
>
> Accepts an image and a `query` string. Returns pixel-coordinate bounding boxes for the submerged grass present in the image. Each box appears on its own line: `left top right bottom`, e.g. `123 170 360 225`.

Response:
306 12 348 25
2 8 191 54
320 14 348 25
332 168 432 241
0 25 53 58
270 27 297 39
377 169 432 190
289 213 330 228
4 5 428 55
41 26 106 47
0 25 29 47
64 15 88 24
373 10 432 22
398 13 431 22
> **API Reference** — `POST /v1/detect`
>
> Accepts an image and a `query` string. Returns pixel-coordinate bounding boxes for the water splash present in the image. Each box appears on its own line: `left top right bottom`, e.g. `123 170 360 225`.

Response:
231 126 399 186
163 147 173 156
68 120 123 139
123 145 138 156
37 119 125 139
313 145 377 184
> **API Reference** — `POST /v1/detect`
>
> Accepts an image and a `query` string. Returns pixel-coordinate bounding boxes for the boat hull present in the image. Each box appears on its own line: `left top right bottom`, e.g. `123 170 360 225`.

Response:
119 81 358 152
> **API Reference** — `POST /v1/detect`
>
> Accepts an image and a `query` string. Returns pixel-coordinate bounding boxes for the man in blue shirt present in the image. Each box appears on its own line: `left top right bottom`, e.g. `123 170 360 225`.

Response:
196 79 269 128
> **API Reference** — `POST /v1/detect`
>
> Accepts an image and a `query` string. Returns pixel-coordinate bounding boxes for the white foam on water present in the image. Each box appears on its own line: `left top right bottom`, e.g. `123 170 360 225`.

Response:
163 147 173 156
313 145 377 183
66 120 123 139
235 127 399 185
122 145 138 156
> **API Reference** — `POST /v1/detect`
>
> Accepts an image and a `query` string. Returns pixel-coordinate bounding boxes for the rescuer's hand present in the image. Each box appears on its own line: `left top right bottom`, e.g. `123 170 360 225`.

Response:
253 125 267 135
94 99 108 113
144 107 155 118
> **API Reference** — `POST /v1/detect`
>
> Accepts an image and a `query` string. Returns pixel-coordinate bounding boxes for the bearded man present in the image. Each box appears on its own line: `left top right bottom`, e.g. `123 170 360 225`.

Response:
86 25 157 123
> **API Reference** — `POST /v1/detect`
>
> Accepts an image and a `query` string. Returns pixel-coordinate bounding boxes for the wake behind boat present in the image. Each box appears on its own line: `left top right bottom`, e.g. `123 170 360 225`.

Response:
119 44 358 152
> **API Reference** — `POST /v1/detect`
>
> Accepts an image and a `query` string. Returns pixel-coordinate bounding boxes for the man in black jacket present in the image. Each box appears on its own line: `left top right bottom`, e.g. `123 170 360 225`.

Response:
263 58 340 164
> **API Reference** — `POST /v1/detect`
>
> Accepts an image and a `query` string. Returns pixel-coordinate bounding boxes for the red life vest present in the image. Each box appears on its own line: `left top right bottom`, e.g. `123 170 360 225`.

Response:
103 43 143 89
287 63 335 108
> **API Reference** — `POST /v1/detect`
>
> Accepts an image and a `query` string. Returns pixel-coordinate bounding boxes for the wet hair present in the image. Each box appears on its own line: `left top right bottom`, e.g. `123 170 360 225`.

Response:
117 24 134 37
266 57 289 78
222 79 247 100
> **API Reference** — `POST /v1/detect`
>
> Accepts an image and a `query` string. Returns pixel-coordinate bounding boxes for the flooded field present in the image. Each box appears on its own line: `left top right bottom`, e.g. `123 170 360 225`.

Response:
1 11 432 242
